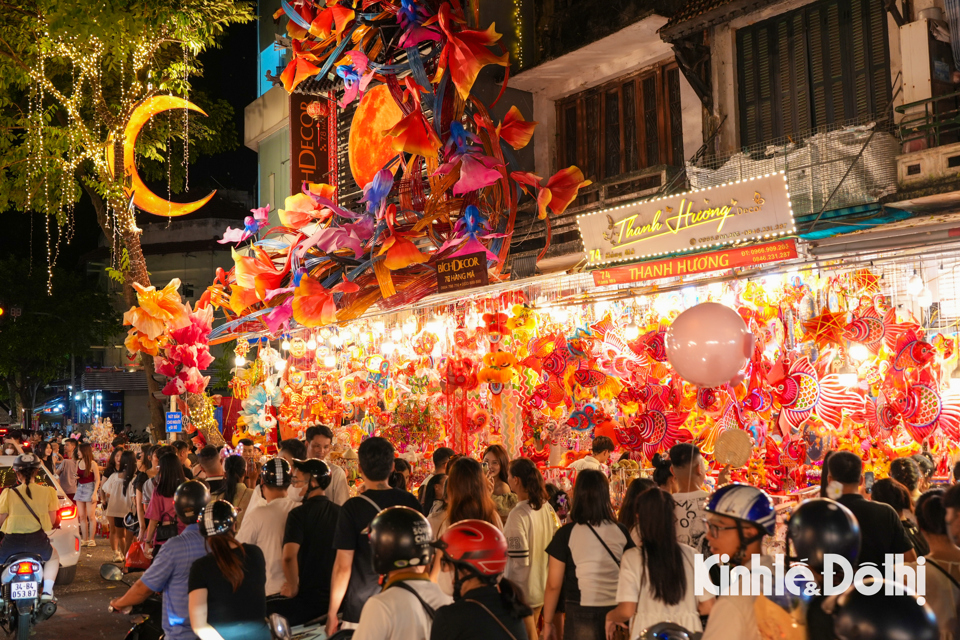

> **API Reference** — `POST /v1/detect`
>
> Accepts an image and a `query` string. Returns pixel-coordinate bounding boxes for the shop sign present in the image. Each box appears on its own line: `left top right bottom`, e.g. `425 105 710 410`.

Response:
436 252 489 294
290 93 333 195
165 411 182 433
578 172 795 266
592 239 798 286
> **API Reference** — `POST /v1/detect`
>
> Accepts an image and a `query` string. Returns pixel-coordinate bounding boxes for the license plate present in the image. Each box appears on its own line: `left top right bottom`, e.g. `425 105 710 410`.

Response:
11 582 36 600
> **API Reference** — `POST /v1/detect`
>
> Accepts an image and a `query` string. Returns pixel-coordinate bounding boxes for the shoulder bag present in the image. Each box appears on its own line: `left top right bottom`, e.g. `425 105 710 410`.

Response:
586 523 621 567
154 495 179 543
464 599 520 640
927 558 960 592
389 580 437 620
10 486 45 531
586 524 630 640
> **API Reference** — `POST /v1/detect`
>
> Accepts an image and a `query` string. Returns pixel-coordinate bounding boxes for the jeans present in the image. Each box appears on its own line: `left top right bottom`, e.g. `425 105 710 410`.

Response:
564 602 615 640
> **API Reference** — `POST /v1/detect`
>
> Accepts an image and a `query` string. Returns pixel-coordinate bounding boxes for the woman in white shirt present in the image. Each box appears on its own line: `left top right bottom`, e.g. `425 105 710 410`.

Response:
503 457 559 627
606 488 713 639
542 469 633 640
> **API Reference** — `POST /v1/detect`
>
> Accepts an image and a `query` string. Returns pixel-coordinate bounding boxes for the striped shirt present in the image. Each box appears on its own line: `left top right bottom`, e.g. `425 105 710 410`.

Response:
141 523 207 640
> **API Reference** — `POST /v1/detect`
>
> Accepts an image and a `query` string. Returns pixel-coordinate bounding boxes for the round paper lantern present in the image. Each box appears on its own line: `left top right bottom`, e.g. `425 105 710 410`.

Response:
666 302 753 388
348 84 403 188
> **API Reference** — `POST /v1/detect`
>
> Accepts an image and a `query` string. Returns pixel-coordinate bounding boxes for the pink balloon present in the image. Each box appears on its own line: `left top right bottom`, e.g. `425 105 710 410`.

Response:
665 302 753 388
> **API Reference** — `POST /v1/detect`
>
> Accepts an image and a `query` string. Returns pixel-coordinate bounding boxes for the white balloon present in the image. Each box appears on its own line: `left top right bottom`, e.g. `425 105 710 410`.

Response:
665 302 753 387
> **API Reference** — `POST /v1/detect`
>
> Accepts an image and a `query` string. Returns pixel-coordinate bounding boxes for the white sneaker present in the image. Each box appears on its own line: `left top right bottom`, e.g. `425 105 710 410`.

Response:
85 540 96 547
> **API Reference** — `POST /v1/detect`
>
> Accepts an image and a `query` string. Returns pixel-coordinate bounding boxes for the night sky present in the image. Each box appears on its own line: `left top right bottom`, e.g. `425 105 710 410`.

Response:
0 20 259 273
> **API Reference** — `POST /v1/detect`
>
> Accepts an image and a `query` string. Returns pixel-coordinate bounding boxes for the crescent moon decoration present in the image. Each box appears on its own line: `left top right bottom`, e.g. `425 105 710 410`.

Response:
107 96 216 217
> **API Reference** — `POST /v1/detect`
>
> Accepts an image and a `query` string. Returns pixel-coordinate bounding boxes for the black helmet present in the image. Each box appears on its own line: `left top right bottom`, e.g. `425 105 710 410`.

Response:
369 506 433 575
199 500 237 537
641 623 694 640
12 454 40 472
833 582 938 640
787 499 860 573
292 458 331 490
260 457 292 488
175 480 211 525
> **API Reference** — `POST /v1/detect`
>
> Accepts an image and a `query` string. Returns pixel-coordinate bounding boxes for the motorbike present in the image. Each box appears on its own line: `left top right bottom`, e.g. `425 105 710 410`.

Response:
102 564 164 640
0 552 56 640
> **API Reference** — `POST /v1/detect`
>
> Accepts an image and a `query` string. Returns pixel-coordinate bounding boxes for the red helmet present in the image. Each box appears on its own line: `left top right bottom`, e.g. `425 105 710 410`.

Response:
435 519 507 577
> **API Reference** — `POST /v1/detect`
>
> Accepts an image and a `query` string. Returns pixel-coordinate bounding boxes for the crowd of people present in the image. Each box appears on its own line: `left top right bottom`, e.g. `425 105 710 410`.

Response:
0 425 954 640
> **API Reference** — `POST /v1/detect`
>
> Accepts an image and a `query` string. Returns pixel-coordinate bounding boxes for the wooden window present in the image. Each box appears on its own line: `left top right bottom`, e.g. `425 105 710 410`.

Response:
737 0 890 148
557 63 685 183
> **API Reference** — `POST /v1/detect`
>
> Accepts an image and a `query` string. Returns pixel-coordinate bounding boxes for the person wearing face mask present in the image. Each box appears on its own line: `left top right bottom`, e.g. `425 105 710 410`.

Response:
235 458 298 597
306 425 349 505
267 459 340 626
662 444 710 554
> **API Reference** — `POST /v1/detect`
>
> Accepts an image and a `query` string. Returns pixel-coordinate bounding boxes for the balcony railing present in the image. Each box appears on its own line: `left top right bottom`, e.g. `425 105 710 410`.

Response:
896 90 960 150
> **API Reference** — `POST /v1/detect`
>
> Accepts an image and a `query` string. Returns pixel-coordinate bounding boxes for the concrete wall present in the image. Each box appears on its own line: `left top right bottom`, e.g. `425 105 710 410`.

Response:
258 126 291 227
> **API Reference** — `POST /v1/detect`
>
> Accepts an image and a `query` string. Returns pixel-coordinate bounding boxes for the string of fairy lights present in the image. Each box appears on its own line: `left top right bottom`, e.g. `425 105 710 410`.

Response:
19 24 198 291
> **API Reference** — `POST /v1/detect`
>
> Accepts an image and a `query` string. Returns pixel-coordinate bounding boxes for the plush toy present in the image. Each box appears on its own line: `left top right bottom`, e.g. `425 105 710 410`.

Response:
478 351 519 384
483 312 510 343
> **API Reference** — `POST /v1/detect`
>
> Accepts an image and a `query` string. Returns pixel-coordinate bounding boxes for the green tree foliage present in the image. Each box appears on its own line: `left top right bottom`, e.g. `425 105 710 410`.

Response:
0 257 121 425
0 0 252 437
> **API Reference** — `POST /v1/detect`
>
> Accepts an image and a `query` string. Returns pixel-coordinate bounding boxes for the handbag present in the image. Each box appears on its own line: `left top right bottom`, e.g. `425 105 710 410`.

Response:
154 496 179 543
125 539 151 570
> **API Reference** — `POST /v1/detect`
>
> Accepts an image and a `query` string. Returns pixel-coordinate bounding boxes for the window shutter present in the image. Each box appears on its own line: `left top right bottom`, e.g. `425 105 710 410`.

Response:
643 76 660 164
604 90 621 178
778 12 811 139
668 68 685 165
623 81 639 173
737 25 775 148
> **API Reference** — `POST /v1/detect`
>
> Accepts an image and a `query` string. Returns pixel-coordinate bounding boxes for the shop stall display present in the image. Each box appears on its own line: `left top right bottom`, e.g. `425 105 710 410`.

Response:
146 256 958 502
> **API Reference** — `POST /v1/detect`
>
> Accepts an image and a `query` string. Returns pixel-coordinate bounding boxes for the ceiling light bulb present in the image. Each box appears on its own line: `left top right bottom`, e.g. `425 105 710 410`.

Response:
908 271 924 296
281 340 290 351
275 359 286 371
391 327 403 342
373 321 386 333
381 341 396 356
330 335 343 348
918 287 933 308
324 355 336 368
624 322 640 341
403 320 417 335
235 355 246 367
306 338 318 350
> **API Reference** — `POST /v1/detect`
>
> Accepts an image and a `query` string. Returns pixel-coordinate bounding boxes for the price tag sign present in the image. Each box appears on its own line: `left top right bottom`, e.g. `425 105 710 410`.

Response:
165 412 183 433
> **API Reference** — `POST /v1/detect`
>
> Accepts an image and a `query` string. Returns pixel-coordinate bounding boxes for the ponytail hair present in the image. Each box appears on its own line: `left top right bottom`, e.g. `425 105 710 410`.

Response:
497 576 533 621
18 467 37 500
651 453 672 487
508 458 548 510
208 532 246 592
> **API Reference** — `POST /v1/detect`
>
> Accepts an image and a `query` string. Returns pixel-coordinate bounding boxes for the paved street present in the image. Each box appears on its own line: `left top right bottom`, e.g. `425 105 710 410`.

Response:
39 537 136 639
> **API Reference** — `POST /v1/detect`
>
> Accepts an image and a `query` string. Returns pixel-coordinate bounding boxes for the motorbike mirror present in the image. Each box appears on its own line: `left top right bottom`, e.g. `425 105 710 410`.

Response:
100 564 124 582
268 613 292 640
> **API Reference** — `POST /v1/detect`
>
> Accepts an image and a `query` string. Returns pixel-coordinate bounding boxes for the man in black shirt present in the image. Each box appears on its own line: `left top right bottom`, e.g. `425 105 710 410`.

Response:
267 458 340 626
196 445 226 497
827 451 916 568
326 437 423 636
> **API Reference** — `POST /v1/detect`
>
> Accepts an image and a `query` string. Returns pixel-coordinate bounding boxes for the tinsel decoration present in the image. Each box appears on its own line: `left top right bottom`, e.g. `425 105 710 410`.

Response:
184 392 225 446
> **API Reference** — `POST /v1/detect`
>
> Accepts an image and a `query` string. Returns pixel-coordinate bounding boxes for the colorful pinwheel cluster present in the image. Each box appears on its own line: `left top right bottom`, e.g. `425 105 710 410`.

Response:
204 0 590 342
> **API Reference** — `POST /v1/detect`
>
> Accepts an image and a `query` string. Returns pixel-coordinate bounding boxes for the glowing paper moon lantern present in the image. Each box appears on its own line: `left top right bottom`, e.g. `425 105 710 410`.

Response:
348 84 403 188
106 96 216 217
666 302 754 388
